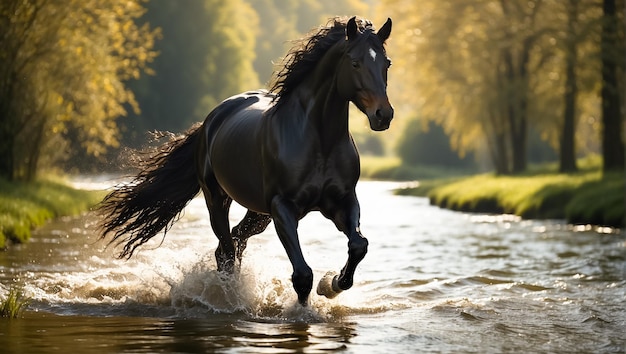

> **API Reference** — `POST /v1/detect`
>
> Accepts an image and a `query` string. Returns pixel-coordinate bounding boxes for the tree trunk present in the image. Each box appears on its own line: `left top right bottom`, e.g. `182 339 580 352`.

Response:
499 0 538 175
493 132 510 175
24 116 46 182
501 45 529 175
486 111 510 175
560 0 579 173
601 0 625 172
0 134 15 180
0 99 16 180
510 122 527 174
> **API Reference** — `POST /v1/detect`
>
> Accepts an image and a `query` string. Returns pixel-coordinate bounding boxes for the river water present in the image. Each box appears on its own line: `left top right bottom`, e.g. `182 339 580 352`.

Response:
0 180 624 353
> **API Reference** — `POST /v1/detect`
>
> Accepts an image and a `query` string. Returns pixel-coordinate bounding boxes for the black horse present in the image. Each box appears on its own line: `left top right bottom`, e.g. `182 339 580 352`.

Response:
98 16 393 306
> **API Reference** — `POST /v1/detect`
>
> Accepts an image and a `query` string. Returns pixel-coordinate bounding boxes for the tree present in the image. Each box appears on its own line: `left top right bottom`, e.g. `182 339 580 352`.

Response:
122 0 370 149
122 0 260 147
560 0 581 173
383 0 616 175
600 0 625 172
200 0 260 115
385 0 556 174
529 0 606 172
0 0 158 180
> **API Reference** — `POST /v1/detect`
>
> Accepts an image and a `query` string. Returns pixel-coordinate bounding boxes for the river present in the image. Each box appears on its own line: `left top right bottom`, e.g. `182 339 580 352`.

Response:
1 180 624 353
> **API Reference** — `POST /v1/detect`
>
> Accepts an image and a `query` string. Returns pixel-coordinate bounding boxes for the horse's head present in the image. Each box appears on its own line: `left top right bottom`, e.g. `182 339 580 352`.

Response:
338 17 394 131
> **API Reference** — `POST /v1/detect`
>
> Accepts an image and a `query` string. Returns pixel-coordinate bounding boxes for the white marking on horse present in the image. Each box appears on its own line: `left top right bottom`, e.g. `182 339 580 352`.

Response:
368 47 377 62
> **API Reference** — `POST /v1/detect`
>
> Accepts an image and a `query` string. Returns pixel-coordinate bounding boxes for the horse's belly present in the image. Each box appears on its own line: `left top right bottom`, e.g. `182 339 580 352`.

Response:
210 115 269 214
215 169 268 214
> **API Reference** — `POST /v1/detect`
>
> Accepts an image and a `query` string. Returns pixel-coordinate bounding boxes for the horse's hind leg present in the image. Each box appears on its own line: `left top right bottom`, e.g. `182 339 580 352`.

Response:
201 185 235 273
231 210 271 265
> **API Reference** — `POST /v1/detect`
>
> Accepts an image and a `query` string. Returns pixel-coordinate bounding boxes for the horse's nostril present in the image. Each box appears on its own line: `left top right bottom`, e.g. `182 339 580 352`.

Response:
375 109 382 119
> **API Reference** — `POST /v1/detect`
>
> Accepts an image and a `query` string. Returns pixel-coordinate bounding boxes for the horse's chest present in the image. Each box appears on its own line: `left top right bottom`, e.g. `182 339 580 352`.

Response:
282 156 357 210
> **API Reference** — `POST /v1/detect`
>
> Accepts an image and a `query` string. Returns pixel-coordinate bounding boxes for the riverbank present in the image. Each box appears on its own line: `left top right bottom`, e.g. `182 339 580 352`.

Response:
0 177 104 248
396 169 625 228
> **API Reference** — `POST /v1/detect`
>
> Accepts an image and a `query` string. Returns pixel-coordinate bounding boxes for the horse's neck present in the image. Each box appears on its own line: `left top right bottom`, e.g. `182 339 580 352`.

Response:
291 51 350 146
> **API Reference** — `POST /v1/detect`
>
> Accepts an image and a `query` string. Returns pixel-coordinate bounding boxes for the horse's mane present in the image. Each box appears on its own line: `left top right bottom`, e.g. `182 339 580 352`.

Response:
269 16 376 106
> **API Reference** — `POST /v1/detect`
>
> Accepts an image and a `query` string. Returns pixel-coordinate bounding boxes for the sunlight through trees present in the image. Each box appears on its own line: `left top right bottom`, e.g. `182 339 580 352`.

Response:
384 0 624 174
0 0 159 181
0 0 623 178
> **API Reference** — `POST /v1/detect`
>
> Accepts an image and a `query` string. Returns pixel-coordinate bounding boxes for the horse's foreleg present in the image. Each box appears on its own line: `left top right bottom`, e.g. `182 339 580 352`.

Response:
271 196 313 306
231 210 271 265
317 194 368 299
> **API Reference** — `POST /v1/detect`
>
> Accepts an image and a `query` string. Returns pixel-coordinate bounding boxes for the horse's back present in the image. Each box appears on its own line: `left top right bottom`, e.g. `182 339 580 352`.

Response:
201 90 274 214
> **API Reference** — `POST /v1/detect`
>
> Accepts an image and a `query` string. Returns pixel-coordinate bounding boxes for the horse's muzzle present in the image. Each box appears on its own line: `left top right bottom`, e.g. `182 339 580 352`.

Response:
368 103 394 131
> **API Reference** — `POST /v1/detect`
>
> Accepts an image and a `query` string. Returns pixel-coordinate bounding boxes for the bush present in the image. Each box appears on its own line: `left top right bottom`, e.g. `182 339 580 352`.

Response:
396 120 475 169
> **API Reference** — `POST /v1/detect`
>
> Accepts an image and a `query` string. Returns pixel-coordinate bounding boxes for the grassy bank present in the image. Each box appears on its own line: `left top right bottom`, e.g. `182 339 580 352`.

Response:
0 177 104 248
398 169 624 228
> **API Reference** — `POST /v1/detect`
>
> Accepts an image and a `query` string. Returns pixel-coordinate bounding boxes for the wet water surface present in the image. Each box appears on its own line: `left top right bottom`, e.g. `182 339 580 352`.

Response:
1 181 624 353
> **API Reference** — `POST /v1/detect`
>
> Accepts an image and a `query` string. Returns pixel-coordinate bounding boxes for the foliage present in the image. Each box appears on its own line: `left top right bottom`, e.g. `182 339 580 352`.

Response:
248 0 369 85
1 0 621 181
383 0 623 174
124 0 258 143
0 0 159 181
201 0 260 114
396 120 475 168
0 0 376 177
0 177 104 247
0 287 30 319
123 0 369 148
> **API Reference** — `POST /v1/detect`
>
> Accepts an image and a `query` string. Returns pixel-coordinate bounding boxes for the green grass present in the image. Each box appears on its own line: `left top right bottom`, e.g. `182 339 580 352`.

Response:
0 177 104 248
0 287 30 319
400 168 624 227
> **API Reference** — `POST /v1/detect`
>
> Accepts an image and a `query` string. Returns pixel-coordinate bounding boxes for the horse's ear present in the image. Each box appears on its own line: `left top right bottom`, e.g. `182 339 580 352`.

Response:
377 18 392 43
346 16 359 41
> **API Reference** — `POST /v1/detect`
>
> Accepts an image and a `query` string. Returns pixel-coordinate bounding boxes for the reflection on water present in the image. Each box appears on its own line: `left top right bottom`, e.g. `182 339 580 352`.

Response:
3 313 358 353
0 181 625 353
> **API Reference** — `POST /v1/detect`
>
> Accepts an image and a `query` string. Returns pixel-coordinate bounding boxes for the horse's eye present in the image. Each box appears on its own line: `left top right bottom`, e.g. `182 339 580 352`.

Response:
351 60 360 69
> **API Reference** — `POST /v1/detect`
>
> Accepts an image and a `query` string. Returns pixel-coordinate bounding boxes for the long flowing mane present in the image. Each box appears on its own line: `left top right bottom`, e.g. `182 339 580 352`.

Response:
269 16 375 107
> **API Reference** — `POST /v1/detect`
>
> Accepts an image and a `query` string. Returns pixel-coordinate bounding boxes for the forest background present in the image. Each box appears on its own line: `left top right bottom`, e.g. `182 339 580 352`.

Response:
0 0 624 182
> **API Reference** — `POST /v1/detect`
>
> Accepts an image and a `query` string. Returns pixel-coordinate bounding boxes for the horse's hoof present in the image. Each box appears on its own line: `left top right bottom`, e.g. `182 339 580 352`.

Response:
216 259 235 274
316 271 343 299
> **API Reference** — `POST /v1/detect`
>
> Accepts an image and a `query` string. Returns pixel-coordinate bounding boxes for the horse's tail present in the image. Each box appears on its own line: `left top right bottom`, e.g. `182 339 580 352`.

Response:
98 123 203 259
